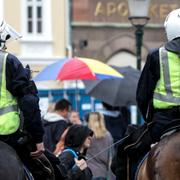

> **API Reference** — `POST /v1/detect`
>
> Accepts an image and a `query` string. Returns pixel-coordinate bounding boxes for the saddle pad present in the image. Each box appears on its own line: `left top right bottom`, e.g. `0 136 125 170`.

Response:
161 126 180 139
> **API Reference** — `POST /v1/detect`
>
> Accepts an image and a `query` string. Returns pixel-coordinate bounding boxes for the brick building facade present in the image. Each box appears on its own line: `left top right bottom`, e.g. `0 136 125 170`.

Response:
71 0 180 69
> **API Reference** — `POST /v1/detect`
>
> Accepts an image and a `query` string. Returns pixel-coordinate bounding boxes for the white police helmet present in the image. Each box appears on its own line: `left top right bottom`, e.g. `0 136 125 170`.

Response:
164 9 180 41
0 18 22 49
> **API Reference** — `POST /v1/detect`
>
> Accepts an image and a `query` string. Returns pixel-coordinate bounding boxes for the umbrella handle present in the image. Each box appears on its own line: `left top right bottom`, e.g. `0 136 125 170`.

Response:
75 80 79 111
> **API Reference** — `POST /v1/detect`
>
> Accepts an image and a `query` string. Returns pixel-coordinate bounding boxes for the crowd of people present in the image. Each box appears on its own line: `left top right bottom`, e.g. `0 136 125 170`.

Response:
1 7 180 180
0 16 129 179
41 98 128 179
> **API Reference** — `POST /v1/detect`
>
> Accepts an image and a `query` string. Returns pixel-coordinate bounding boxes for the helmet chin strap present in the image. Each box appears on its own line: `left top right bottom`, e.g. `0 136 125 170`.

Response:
0 32 12 50
0 38 7 51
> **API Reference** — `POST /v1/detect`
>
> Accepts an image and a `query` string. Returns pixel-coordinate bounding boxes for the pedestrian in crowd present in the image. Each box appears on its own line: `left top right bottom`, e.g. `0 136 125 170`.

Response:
69 110 82 125
58 124 93 180
113 9 180 180
54 110 82 156
101 102 129 150
43 98 72 152
86 112 115 180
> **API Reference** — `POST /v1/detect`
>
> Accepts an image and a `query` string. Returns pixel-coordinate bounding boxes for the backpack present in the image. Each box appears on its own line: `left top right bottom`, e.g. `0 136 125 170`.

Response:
57 148 79 179
62 148 78 159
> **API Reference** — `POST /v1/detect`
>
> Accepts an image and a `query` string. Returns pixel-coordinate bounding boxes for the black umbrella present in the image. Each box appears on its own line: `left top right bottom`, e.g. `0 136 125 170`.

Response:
83 66 141 107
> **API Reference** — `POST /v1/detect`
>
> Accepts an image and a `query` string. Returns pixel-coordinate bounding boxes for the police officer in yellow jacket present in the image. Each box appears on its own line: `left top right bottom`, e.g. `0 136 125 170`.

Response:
0 18 45 173
112 9 180 180
136 8 180 147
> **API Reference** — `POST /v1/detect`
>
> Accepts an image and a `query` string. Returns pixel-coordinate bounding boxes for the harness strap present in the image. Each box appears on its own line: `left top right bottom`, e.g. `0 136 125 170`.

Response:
63 148 78 159
134 152 149 180
0 51 5 98
0 105 18 115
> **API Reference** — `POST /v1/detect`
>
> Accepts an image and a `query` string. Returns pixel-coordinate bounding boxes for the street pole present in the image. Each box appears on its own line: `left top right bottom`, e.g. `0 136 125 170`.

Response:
128 17 149 125
134 25 144 124
128 0 150 125
135 25 144 71
66 0 73 58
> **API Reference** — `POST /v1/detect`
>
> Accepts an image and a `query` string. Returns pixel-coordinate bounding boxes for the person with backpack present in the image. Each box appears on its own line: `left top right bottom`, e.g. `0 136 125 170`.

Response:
58 124 93 180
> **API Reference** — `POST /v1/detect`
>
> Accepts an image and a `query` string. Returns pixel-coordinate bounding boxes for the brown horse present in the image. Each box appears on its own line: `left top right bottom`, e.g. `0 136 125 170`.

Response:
136 130 180 180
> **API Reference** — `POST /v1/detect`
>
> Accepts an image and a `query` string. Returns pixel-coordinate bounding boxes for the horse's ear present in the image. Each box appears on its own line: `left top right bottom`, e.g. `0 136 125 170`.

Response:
25 64 30 69
25 64 31 79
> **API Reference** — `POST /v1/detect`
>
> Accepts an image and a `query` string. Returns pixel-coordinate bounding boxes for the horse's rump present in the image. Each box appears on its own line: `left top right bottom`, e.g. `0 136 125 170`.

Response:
137 130 180 180
0 141 25 180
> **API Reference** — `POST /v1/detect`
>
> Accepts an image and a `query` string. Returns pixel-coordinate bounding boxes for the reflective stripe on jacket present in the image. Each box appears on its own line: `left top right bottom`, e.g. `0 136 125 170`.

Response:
0 51 20 135
153 47 180 109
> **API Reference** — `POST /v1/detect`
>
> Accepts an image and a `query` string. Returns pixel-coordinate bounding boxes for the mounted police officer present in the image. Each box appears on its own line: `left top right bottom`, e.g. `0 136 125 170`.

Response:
0 17 92 179
112 8 180 180
0 18 53 178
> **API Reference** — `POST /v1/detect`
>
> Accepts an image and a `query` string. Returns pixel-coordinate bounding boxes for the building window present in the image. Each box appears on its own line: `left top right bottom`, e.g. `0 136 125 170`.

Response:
27 6 33 33
26 0 43 34
37 6 42 33
22 0 52 40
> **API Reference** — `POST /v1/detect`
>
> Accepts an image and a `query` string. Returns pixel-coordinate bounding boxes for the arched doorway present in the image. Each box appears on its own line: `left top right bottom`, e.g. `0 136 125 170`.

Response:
99 35 147 69
107 51 137 68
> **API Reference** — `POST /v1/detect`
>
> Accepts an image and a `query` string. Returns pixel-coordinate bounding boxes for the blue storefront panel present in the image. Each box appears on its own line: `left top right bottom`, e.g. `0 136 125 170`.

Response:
38 89 102 119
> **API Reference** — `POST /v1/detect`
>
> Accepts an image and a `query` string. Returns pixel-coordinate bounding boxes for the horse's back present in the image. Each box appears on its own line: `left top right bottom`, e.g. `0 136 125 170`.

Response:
0 141 25 180
137 131 180 180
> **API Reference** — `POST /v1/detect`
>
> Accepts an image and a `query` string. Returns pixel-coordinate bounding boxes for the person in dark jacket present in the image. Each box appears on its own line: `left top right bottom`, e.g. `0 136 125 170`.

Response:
43 98 72 152
58 124 93 180
112 9 180 180
0 19 91 180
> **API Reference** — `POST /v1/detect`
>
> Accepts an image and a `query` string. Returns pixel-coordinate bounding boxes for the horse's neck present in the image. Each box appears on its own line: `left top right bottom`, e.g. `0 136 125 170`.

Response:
137 131 180 180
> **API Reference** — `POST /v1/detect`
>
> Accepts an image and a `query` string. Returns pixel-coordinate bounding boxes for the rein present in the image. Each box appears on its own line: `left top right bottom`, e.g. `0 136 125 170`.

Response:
87 136 128 162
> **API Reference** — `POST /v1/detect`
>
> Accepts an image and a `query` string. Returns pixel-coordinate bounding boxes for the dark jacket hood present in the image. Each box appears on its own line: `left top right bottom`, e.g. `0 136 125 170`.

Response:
64 124 93 151
165 37 180 57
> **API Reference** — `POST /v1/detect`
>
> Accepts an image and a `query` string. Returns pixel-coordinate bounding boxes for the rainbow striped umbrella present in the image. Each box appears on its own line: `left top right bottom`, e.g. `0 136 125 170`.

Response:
34 57 123 81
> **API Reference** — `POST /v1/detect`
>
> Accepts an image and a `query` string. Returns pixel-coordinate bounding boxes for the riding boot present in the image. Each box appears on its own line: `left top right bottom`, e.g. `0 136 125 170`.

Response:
111 135 131 180
117 152 128 180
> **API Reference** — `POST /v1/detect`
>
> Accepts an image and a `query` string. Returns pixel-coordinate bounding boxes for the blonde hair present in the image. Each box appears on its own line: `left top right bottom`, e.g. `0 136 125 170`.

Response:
88 112 107 139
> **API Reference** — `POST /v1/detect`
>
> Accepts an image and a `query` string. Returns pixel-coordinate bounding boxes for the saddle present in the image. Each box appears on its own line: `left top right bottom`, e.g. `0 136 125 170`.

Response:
28 153 55 180
16 133 56 180
124 122 154 154
161 119 180 137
